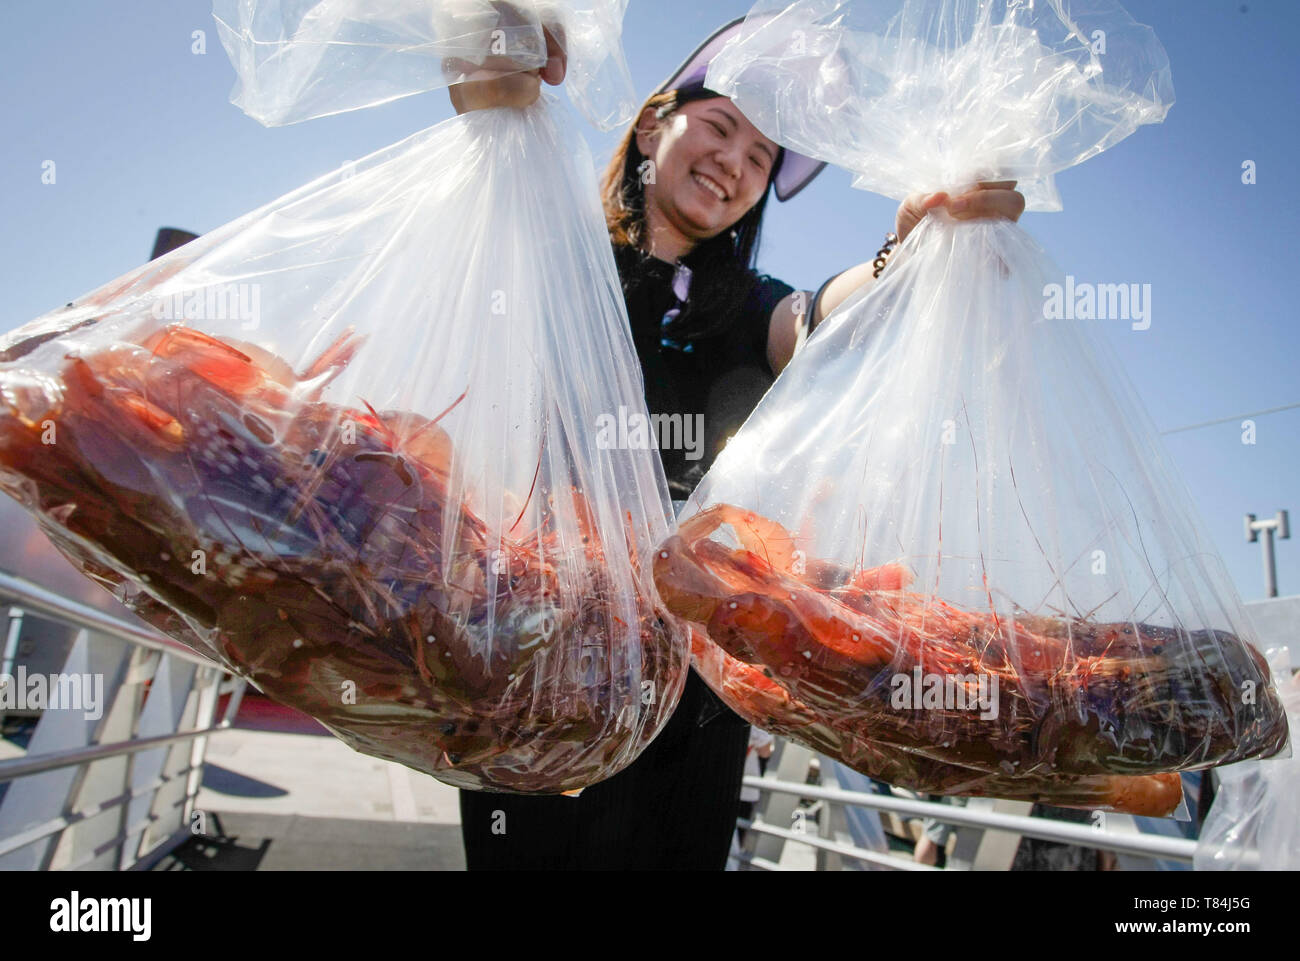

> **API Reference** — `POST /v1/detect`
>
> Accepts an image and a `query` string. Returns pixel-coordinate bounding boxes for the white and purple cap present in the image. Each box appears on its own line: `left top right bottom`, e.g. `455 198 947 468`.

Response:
653 17 826 203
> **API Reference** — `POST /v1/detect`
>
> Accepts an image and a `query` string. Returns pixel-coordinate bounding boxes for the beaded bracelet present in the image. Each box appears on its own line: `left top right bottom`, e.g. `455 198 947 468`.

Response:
808 230 901 337
872 231 900 279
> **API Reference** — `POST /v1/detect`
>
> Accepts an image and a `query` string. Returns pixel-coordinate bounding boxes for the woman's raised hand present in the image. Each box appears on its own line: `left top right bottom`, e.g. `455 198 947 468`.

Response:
785 180 1028 365
447 23 567 115
895 182 1026 242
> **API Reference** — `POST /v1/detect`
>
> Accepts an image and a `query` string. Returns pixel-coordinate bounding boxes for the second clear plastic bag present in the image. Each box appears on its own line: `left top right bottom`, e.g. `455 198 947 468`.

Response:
1195 649 1300 870
652 0 1288 816
0 0 688 794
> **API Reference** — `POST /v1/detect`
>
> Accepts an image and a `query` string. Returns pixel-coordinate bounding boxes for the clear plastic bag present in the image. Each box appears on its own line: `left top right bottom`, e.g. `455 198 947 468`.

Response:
691 629 1184 816
0 0 689 794
653 0 1288 816
704 0 1173 212
1195 649 1300 870
213 0 637 129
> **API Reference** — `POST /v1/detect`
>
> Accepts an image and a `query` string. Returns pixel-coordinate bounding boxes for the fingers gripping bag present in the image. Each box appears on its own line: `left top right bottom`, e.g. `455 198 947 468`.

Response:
653 0 1289 816
0 0 691 794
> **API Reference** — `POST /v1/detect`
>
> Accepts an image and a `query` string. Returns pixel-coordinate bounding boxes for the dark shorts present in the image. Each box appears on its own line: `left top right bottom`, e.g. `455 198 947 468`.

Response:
458 669 750 870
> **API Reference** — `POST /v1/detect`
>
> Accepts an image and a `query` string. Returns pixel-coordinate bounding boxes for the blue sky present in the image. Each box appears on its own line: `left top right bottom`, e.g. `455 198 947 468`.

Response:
1 0 1297 603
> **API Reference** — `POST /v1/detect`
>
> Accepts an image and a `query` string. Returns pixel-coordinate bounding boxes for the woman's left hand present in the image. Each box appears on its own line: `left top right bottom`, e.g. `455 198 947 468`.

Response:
895 181 1026 243
776 182 1026 376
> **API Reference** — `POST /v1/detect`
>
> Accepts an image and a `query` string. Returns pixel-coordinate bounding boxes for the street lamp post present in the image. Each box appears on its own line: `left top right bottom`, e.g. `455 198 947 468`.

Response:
1245 510 1290 599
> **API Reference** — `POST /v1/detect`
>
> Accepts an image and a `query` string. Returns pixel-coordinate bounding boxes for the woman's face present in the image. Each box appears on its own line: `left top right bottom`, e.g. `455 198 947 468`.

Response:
635 96 779 245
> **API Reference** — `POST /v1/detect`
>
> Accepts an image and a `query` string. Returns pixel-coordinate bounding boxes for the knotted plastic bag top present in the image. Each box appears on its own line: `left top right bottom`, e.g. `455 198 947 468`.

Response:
213 0 637 130
705 0 1173 209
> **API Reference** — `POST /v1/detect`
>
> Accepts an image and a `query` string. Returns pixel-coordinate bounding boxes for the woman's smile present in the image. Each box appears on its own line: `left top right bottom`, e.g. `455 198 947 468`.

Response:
691 171 730 203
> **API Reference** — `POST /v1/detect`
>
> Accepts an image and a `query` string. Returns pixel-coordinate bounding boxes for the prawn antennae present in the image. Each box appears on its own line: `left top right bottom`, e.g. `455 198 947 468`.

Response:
510 420 546 535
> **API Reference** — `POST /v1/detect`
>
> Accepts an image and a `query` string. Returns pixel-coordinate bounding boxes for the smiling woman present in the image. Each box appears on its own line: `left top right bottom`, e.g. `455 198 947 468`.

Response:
635 98 779 254
600 81 801 497
450 14 1025 871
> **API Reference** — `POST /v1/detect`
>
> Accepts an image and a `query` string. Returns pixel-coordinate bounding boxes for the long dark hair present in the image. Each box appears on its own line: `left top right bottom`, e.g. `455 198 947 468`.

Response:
600 84 782 341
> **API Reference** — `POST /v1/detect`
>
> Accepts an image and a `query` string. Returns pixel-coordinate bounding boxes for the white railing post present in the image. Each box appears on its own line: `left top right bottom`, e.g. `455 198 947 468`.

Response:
0 572 235 871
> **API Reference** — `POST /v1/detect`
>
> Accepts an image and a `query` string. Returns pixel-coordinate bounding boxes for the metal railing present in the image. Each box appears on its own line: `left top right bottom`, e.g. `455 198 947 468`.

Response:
734 741 1198 871
0 570 244 871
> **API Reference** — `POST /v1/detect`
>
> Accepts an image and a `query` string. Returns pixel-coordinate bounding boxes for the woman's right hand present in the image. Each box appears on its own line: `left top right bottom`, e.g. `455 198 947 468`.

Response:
895 182 1025 241
447 24 567 115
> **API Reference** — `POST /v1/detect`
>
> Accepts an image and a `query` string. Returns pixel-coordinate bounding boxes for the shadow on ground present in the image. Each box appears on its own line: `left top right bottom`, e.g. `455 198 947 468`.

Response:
154 812 466 870
200 763 291 799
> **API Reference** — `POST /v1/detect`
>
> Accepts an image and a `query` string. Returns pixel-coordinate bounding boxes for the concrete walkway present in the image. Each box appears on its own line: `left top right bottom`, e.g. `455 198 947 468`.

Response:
154 810 465 870
153 703 467 870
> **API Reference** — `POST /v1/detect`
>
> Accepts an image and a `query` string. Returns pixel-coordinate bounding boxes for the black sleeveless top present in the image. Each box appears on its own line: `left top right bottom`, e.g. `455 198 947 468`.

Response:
613 245 796 499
